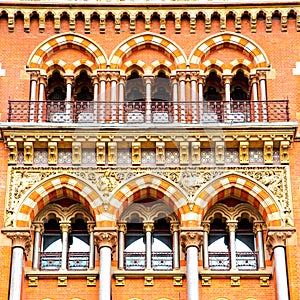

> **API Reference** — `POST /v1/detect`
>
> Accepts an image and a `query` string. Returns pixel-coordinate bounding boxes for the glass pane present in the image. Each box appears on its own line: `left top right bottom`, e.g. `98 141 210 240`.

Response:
42 234 62 252
236 234 255 251
69 236 89 252
125 237 145 252
208 235 229 252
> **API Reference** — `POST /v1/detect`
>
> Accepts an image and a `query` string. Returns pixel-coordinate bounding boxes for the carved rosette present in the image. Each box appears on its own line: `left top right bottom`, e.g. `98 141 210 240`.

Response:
3 230 32 258
94 231 117 252
266 227 296 255
180 230 203 253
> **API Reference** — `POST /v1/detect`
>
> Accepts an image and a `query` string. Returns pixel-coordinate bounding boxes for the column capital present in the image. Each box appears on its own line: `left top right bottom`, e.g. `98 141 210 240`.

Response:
117 222 127 234
226 220 238 232
30 71 40 81
59 221 71 233
32 221 44 234
64 76 74 85
170 221 180 233
2 228 32 257
257 70 267 81
97 70 110 81
266 227 296 253
202 221 211 233
176 70 187 81
87 221 96 233
253 221 266 234
180 229 203 252
38 75 47 85
143 222 154 233
94 228 117 250
222 74 232 85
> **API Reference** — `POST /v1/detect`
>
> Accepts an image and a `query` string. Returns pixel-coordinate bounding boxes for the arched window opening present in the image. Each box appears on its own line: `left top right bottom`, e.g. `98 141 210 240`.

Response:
47 70 66 101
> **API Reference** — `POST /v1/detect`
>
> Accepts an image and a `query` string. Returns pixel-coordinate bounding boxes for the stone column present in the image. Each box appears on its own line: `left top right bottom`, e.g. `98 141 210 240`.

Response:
190 71 199 123
87 221 96 270
178 72 186 123
250 74 259 122
117 222 127 270
65 76 73 122
171 75 179 122
198 75 205 122
110 72 119 123
202 221 210 270
94 229 117 300
59 221 71 270
32 221 44 270
267 228 295 300
118 76 125 123
170 222 180 270
253 221 265 269
3 229 31 300
92 76 99 122
143 222 154 270
227 220 238 270
181 230 203 300
29 72 39 122
223 75 232 121
144 76 153 123
37 76 46 123
258 71 267 122
98 72 107 123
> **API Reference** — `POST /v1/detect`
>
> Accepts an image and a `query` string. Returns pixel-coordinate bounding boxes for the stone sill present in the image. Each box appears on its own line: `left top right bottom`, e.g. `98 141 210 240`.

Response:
200 267 272 278
113 269 185 278
25 269 99 279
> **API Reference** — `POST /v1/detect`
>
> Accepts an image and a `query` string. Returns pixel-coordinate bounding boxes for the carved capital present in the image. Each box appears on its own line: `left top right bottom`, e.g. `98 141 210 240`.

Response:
227 220 238 232
202 221 211 233
94 230 117 250
32 221 44 234
253 221 265 234
59 221 71 233
117 222 127 234
266 228 295 252
170 222 180 233
180 230 203 252
143 222 154 233
87 221 96 233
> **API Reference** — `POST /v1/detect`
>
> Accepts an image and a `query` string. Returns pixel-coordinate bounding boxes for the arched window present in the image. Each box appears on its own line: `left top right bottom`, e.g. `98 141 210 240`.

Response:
118 200 179 271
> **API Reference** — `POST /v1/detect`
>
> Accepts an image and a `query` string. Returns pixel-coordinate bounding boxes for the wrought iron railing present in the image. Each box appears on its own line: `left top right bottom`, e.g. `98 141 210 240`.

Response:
124 251 173 271
7 99 290 124
208 251 258 271
39 251 89 271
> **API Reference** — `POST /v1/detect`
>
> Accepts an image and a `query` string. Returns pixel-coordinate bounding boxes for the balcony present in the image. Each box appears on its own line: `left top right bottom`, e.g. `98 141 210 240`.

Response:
7 99 290 124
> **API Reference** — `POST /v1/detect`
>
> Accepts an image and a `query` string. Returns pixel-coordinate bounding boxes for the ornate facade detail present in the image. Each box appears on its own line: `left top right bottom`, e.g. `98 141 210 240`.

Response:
180 230 203 252
48 142 58 165
156 142 165 165
2 229 31 257
280 140 289 164
94 231 117 250
231 276 240 286
132 142 141 165
239 141 249 164
108 142 117 165
191 142 200 164
7 141 17 164
215 141 225 165
180 142 189 165
96 142 106 165
264 141 273 165
266 228 296 255
24 142 34 165
72 142 81 165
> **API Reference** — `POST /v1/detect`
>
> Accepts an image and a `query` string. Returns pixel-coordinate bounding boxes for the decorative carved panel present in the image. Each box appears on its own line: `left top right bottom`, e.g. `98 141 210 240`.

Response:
156 142 165 165
48 142 58 165
180 142 189 165
280 140 289 164
24 142 33 165
96 142 106 165
264 141 273 164
7 141 18 165
72 142 81 165
239 141 249 164
132 142 141 165
191 142 200 164
215 141 225 165
108 142 117 165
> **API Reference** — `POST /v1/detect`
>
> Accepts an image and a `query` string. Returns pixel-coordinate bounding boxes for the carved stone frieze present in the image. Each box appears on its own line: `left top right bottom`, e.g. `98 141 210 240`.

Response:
5 165 292 228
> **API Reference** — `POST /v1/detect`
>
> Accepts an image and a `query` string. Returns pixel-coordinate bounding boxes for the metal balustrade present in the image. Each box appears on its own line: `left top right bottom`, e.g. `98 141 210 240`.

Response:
208 251 258 271
39 251 89 271
124 251 173 271
7 99 290 124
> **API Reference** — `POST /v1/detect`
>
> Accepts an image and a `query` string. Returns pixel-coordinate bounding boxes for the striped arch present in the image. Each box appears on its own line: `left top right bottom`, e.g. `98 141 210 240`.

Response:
150 59 175 72
27 33 108 69
72 59 97 72
43 59 67 72
121 59 147 73
189 32 269 69
201 59 226 73
15 174 104 227
229 58 254 72
194 173 282 227
105 173 193 225
109 33 187 69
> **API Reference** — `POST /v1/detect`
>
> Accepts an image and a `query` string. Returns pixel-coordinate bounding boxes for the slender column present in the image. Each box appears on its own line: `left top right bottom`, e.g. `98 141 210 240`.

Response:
117 222 127 270
3 230 31 300
227 220 238 270
65 76 73 123
88 221 96 270
198 75 205 122
178 72 186 123
143 222 154 270
223 75 232 121
202 221 210 270
38 76 46 123
110 72 119 123
92 76 99 122
144 76 153 123
118 76 125 123
267 228 295 300
170 222 180 269
59 221 71 270
171 75 179 123
98 72 107 123
190 72 199 123
181 230 203 300
94 230 117 300
32 221 44 270
254 221 265 269
250 75 259 122
258 71 267 122
29 72 38 122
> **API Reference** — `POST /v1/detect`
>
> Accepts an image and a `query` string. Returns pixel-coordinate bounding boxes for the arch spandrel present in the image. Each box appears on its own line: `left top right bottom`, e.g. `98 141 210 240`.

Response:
109 32 187 69
15 174 104 228
193 172 282 227
27 32 108 70
189 32 269 69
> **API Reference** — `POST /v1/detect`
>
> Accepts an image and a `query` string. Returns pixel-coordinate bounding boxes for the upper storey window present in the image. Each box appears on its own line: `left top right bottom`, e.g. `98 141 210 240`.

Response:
47 71 66 101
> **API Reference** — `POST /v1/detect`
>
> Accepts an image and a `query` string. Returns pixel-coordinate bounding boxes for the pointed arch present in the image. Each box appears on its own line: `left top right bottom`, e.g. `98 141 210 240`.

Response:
27 32 108 69
194 172 282 226
109 32 187 69
189 32 269 69
105 173 191 225
15 174 104 227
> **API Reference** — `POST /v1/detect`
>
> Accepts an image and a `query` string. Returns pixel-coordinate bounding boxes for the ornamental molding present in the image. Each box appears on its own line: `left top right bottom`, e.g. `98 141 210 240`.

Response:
94 230 117 250
5 165 293 228
180 230 203 252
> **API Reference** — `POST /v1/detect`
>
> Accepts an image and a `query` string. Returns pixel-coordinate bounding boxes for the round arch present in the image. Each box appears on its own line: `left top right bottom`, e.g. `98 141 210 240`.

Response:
109 32 187 69
189 32 270 69
106 173 191 224
194 172 282 226
15 174 104 227
27 32 108 70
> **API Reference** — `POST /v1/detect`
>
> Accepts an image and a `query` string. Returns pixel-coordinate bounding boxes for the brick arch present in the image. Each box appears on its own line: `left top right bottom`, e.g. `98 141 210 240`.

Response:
27 32 108 69
109 33 187 69
229 58 254 73
15 174 104 227
43 59 67 72
121 59 147 73
150 59 176 72
189 32 269 69
106 173 191 225
194 173 282 226
200 59 226 73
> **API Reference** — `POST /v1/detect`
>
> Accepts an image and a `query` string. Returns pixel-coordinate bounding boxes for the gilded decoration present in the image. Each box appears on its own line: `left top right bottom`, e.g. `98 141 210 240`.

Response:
5 165 293 227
